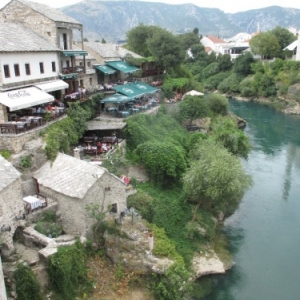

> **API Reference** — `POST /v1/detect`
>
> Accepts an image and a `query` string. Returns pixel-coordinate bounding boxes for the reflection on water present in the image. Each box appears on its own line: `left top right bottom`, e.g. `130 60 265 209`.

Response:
196 100 300 300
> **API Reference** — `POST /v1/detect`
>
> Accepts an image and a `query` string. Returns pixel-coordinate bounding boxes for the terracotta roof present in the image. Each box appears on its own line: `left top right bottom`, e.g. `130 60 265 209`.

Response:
0 155 21 192
205 47 212 52
33 153 105 199
0 22 59 52
206 36 225 43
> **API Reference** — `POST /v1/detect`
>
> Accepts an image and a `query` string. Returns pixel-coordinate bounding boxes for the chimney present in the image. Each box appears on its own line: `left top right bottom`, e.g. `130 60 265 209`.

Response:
73 147 80 159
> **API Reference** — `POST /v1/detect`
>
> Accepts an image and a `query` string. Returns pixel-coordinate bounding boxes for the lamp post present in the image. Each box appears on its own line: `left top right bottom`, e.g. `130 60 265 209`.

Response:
129 207 135 227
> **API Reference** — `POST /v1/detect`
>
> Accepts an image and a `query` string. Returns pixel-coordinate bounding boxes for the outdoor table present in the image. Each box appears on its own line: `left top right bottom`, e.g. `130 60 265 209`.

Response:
107 107 118 114
118 111 130 118
23 195 42 210
130 108 139 114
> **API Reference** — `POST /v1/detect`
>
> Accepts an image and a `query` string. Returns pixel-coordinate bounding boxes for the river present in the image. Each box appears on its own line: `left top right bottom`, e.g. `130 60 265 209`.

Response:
198 99 300 300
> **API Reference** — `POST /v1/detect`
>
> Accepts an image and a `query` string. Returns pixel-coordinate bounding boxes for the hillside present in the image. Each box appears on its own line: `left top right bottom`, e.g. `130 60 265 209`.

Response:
60 0 300 42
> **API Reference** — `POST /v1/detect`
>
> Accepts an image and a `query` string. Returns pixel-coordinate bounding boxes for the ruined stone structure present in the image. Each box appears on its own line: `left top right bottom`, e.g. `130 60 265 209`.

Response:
0 155 24 255
33 153 128 237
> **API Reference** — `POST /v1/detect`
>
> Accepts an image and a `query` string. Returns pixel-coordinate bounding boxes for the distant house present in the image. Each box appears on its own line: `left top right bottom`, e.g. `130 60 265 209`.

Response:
0 155 24 256
201 35 226 55
201 35 250 60
33 153 129 237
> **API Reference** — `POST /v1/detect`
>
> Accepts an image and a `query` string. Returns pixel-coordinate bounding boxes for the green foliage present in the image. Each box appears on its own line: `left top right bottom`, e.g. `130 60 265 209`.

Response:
127 190 156 222
250 32 281 58
20 155 32 169
210 116 250 158
147 29 185 69
183 139 252 217
178 32 200 50
253 72 277 97
48 241 92 300
239 76 258 98
161 77 190 93
202 71 231 91
178 95 209 124
233 52 255 76
217 73 241 94
0 150 11 160
135 140 187 185
202 62 219 78
149 263 192 300
270 26 297 54
14 264 43 300
205 94 228 116
34 221 62 238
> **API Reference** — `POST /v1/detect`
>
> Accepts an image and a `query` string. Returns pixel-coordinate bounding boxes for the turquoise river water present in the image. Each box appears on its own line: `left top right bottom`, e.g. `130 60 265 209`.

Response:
198 99 300 300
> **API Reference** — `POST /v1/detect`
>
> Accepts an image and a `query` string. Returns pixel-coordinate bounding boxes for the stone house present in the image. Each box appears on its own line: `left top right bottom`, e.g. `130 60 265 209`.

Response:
0 0 88 95
33 153 128 237
0 155 24 256
84 42 142 83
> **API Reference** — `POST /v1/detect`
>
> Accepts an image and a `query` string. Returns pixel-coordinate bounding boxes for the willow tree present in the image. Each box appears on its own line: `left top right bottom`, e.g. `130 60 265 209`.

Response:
183 140 252 219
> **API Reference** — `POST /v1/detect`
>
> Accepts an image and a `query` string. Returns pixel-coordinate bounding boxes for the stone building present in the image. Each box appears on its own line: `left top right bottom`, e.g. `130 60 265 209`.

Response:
0 155 24 256
33 153 128 237
0 0 88 95
84 42 142 83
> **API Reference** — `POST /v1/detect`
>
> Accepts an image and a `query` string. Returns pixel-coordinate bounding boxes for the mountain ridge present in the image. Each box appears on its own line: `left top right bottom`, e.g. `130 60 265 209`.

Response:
60 1 300 42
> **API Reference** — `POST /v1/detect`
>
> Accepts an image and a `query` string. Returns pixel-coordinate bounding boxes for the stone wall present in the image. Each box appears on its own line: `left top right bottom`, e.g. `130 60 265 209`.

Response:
0 105 8 124
0 178 24 255
0 1 57 46
0 256 7 300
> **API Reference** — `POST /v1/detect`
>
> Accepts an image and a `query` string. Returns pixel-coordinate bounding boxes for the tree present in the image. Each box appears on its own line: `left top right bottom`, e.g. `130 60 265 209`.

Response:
205 94 228 116
233 52 255 76
101 38 106 43
83 37 89 42
183 140 252 217
217 73 241 94
126 24 161 56
210 116 250 158
135 140 187 185
217 54 233 72
193 27 199 35
178 32 200 50
270 26 296 51
250 32 281 58
147 29 185 70
178 95 209 124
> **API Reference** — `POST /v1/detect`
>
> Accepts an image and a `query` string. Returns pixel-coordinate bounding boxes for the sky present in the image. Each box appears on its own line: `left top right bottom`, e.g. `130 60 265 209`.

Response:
1 0 300 13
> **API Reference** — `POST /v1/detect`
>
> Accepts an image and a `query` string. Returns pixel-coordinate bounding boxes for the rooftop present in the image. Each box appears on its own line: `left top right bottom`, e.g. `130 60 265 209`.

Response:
33 153 105 199
5 0 81 25
0 155 21 192
0 22 59 52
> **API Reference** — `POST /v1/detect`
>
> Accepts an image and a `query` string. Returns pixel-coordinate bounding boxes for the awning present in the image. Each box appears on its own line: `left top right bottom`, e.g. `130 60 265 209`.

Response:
0 87 54 111
130 81 159 94
100 93 133 104
62 50 88 57
59 73 78 80
113 85 144 98
94 65 116 75
34 80 69 92
105 61 139 74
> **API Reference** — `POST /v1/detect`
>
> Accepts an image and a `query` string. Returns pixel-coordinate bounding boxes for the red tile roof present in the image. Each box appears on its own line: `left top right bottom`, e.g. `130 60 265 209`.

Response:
205 47 212 52
206 35 225 43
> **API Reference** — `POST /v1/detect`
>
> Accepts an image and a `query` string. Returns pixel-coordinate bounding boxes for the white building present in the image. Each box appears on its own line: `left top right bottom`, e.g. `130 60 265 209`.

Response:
0 22 68 123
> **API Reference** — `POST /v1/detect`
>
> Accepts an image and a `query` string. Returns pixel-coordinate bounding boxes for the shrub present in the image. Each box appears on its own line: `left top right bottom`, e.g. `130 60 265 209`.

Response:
20 155 32 169
14 264 43 300
0 150 11 160
205 94 228 116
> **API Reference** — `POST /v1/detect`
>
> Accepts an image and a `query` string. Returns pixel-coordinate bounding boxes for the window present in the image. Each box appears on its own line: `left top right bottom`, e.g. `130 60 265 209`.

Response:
89 77 92 85
39 62 44 74
63 33 68 50
79 62 83 67
52 61 56 72
87 61 91 67
14 64 20 76
3 65 10 78
66 60 70 68
110 203 118 213
25 63 31 75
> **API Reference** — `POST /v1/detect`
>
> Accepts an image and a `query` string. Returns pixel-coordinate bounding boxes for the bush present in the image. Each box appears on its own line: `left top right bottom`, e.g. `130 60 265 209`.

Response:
20 156 32 169
14 264 43 300
0 150 11 160
205 94 228 116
